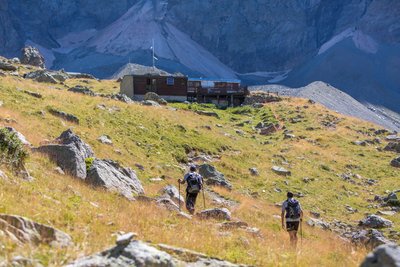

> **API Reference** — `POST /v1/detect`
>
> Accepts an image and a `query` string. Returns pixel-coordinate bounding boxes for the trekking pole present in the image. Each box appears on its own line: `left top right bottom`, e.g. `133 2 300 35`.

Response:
178 181 181 212
300 219 303 249
202 186 206 209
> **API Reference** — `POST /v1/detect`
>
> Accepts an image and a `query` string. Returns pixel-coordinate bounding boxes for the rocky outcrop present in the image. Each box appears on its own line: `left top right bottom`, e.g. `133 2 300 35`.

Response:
360 244 400 267
359 215 393 229
65 240 176 267
20 46 45 68
66 235 245 267
196 208 231 221
0 214 72 247
86 159 144 200
199 164 232 190
35 129 94 179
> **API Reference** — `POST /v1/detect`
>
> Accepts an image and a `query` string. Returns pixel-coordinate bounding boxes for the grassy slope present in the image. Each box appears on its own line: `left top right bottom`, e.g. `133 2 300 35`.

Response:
0 68 399 266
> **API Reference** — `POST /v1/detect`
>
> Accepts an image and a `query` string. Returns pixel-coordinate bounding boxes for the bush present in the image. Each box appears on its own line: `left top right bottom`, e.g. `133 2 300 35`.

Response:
85 157 95 172
0 128 28 168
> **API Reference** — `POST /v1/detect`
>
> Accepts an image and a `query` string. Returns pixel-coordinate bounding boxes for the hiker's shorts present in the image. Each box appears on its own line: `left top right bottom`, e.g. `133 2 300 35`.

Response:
286 221 300 232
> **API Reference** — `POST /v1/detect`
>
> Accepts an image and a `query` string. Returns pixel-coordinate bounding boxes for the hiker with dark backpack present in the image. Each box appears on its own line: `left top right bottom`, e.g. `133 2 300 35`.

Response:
178 165 203 215
281 192 303 248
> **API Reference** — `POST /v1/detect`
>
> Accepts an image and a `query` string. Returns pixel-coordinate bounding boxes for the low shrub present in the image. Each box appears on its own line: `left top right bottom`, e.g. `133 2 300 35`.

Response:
0 128 28 168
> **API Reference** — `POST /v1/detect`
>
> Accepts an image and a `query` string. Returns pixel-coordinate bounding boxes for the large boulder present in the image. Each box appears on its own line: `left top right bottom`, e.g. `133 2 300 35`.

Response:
35 129 94 179
359 215 393 229
159 185 184 205
0 214 72 247
86 159 144 200
198 164 232 190
360 244 400 267
66 238 245 267
196 208 232 221
65 240 176 267
20 46 45 68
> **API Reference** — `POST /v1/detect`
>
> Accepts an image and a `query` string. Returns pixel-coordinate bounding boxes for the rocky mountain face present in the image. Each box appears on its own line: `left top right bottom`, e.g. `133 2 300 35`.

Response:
1 0 399 113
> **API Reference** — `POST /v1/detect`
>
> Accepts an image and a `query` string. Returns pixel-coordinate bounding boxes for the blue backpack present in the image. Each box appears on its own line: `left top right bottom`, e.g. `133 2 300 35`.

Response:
285 199 301 219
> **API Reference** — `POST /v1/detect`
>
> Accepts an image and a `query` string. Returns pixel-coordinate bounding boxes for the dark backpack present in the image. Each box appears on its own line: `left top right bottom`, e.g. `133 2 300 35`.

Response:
187 173 201 194
285 199 301 219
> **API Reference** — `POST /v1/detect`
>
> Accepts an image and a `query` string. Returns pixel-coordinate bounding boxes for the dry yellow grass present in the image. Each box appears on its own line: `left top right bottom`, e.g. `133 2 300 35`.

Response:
0 73 398 266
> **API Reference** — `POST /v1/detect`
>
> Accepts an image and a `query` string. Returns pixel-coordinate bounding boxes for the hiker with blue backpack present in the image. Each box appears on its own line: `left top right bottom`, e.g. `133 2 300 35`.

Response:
178 165 203 215
281 192 303 247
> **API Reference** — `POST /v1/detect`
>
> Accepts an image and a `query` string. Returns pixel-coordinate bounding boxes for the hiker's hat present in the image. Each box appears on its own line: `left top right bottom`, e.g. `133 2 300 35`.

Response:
189 164 197 172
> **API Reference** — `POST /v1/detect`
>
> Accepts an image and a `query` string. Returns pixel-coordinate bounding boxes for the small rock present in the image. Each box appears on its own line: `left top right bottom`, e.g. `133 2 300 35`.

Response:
391 157 400 168
0 170 7 180
196 208 231 221
4 127 31 146
196 110 219 118
142 100 160 107
48 108 79 124
353 140 367 146
116 232 137 246
54 167 65 175
377 211 396 216
272 166 291 176
249 167 259 176
98 135 112 145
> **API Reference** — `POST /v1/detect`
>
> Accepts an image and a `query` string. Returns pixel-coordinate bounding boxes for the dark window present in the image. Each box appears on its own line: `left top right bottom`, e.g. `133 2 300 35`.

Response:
167 77 174 86
146 78 151 85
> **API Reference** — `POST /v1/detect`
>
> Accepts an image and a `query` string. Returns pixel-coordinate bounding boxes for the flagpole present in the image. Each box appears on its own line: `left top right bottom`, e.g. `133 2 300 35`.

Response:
152 38 155 69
